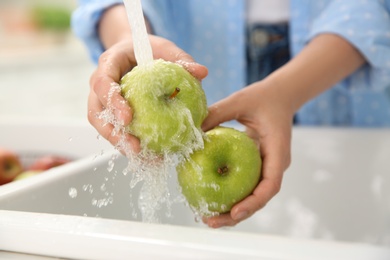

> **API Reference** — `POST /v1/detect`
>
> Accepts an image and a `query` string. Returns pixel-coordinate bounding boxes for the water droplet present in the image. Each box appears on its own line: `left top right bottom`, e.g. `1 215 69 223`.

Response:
107 160 115 172
194 214 202 223
83 184 94 194
68 187 78 198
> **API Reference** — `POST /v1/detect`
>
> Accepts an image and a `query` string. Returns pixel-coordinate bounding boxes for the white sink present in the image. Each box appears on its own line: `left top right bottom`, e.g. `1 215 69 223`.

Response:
0 121 389 259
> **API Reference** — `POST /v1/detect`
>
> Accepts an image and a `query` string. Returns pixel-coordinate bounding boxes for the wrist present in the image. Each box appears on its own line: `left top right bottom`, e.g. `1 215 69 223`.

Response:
265 34 365 114
261 72 298 117
99 4 153 50
99 5 132 49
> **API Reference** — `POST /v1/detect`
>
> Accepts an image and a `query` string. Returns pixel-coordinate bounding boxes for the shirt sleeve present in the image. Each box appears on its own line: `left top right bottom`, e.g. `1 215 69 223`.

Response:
307 0 390 69
141 0 191 49
71 0 190 63
71 0 123 63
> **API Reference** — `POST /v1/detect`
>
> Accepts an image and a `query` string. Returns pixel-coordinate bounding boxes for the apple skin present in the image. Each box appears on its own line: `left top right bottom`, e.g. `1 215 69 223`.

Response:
13 170 42 181
28 155 70 171
177 127 262 216
0 148 24 185
120 59 208 155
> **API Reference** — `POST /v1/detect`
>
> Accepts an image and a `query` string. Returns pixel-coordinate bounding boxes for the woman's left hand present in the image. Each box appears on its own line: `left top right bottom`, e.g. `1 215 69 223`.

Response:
201 79 293 228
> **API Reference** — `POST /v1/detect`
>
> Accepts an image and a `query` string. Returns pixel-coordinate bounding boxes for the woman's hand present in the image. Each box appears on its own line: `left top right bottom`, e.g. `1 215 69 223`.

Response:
200 33 365 228
201 79 294 228
87 4 207 152
88 35 208 152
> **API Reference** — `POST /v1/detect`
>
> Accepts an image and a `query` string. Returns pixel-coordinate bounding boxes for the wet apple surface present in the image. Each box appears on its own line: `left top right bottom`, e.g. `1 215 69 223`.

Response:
177 127 262 216
121 59 208 156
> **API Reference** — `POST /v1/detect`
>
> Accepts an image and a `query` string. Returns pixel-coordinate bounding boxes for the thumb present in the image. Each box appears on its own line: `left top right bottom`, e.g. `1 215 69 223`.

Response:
173 50 208 80
202 94 241 131
150 36 208 80
176 59 208 81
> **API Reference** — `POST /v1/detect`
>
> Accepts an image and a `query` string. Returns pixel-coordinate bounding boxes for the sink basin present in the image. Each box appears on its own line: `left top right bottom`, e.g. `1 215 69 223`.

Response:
0 122 389 259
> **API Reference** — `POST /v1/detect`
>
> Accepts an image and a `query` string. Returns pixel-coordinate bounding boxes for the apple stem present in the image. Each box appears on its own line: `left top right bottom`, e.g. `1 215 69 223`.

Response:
169 87 181 99
217 166 229 176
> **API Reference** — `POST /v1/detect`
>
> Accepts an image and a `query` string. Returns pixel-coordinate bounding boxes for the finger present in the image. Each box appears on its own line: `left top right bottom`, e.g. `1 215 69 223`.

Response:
229 132 290 222
90 46 135 125
230 174 282 222
150 36 208 80
88 91 141 153
206 130 290 227
201 93 243 131
90 73 132 126
176 59 208 81
204 213 238 229
205 173 283 228
201 174 281 228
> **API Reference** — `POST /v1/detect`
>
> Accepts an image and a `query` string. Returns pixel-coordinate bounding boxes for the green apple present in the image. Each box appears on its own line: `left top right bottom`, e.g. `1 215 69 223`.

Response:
120 59 208 155
177 126 262 216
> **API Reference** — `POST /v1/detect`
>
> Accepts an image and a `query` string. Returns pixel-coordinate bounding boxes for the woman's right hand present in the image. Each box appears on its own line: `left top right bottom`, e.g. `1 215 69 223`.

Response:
88 35 208 153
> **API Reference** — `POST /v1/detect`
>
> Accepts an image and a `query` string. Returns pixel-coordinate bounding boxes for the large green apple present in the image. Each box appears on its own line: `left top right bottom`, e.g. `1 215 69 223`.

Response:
177 126 262 216
120 59 208 155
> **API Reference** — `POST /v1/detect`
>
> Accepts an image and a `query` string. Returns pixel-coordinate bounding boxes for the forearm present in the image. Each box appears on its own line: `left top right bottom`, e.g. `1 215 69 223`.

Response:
267 33 365 113
98 4 152 49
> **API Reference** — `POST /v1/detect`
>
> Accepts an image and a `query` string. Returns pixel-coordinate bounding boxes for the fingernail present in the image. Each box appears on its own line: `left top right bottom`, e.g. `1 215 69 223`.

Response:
208 220 222 229
234 211 249 221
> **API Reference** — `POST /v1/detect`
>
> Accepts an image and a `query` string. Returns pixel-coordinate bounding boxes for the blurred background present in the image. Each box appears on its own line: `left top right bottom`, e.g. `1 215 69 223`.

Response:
0 0 94 122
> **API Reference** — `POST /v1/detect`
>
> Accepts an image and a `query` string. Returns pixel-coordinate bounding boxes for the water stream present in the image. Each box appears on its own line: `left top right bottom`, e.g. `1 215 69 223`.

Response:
102 0 179 223
123 0 153 66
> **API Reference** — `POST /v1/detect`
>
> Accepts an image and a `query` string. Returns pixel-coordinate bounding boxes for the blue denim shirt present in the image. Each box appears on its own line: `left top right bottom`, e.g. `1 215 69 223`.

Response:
72 0 390 126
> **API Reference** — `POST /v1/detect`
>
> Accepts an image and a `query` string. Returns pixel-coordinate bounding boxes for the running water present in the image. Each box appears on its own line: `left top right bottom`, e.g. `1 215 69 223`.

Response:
94 0 184 223
123 0 153 66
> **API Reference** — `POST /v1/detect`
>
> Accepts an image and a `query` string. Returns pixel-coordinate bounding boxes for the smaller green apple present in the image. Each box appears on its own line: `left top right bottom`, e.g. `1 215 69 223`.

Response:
120 59 208 155
177 126 262 216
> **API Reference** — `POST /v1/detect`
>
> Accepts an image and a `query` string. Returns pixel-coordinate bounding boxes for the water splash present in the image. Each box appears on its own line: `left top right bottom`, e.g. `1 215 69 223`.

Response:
68 187 78 199
92 197 114 208
92 0 207 222
82 184 94 194
96 83 184 223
